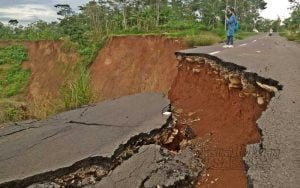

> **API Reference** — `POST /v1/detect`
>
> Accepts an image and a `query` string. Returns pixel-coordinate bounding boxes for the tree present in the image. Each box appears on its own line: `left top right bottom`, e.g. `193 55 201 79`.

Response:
198 0 223 29
8 19 19 27
54 4 74 18
285 0 300 32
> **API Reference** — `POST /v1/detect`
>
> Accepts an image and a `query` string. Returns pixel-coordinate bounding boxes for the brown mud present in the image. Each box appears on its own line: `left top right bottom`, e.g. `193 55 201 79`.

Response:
90 35 187 100
168 57 273 188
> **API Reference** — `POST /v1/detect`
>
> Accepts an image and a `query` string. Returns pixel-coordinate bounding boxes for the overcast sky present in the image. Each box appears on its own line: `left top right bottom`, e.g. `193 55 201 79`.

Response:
0 0 294 25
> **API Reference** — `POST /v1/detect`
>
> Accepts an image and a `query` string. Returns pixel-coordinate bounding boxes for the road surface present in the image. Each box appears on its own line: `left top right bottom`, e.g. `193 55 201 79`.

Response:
177 33 300 188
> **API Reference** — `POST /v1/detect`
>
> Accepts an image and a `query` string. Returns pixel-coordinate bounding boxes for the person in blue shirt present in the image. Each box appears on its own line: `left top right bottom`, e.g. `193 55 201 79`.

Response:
223 7 237 48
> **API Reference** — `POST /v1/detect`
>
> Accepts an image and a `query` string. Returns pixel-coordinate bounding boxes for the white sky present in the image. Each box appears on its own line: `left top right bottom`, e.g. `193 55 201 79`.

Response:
260 0 293 20
0 0 295 25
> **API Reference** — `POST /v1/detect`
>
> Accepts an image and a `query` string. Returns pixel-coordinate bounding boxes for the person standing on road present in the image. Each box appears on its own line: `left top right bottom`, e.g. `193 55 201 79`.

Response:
223 7 237 48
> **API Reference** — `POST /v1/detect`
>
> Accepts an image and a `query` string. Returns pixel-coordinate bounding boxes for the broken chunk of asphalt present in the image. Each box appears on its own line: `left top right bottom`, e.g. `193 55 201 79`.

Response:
1 93 196 187
92 145 202 188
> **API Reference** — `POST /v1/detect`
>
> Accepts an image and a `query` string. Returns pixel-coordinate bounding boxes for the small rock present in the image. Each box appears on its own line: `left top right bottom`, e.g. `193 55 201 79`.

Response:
229 74 241 85
190 118 201 123
257 97 265 105
193 68 201 73
256 81 278 93
163 111 172 116
188 112 196 117
176 55 183 61
198 59 205 64
89 176 96 184
179 139 188 148
185 57 194 63
172 128 179 136
174 108 183 114
229 83 243 89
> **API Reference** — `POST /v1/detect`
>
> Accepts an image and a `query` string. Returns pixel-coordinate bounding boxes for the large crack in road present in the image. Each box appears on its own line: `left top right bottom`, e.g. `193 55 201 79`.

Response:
169 54 281 188
0 93 203 188
0 48 283 188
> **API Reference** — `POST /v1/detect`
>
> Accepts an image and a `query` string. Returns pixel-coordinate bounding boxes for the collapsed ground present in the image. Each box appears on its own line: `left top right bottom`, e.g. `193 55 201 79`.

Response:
0 36 281 188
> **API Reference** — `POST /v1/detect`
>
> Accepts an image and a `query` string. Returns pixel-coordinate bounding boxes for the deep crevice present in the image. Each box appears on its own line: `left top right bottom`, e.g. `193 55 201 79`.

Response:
170 54 282 188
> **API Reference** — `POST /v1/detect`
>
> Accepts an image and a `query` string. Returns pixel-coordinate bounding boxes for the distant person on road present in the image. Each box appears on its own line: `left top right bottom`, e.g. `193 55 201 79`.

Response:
223 7 237 48
269 28 273 36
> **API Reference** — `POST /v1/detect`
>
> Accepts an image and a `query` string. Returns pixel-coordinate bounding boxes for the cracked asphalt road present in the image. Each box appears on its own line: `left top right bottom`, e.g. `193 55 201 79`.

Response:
0 93 170 184
177 34 300 187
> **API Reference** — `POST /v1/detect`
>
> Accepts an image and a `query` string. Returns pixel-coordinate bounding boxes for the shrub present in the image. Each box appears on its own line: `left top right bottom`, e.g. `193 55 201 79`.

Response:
61 36 79 53
61 65 92 109
0 102 27 123
185 33 222 47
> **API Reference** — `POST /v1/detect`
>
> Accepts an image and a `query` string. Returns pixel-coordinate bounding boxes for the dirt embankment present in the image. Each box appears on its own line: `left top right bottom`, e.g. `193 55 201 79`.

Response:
90 35 187 100
0 41 79 117
23 41 78 101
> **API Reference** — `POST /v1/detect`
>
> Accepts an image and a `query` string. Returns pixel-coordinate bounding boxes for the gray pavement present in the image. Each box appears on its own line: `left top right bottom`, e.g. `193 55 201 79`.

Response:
0 93 170 184
177 34 300 187
93 145 202 188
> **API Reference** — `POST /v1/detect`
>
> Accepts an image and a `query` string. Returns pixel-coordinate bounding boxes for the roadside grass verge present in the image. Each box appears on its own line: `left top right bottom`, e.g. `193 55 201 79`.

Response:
111 22 255 47
235 32 256 40
184 32 222 47
0 101 27 122
280 31 300 42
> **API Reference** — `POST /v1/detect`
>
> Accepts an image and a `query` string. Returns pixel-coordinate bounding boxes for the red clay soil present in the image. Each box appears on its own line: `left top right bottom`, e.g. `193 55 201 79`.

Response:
22 41 78 101
90 35 187 101
169 61 270 188
0 41 79 116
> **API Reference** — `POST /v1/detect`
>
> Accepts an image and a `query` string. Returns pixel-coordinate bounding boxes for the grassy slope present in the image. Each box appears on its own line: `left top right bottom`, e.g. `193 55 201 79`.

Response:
280 31 300 42
0 45 31 122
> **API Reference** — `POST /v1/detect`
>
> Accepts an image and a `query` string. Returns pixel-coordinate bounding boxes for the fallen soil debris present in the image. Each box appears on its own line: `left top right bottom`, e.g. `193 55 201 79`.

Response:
169 55 281 188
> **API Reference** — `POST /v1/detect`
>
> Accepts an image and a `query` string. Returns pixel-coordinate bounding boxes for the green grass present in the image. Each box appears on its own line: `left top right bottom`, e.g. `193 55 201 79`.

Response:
61 65 92 109
280 31 300 42
235 32 256 40
0 65 31 97
60 37 107 110
0 45 30 98
183 32 222 47
0 102 26 122
0 45 28 65
0 44 30 122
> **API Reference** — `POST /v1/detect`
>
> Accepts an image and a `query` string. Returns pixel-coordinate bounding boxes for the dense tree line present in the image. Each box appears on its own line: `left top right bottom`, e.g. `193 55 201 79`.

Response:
284 0 300 32
0 0 272 43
